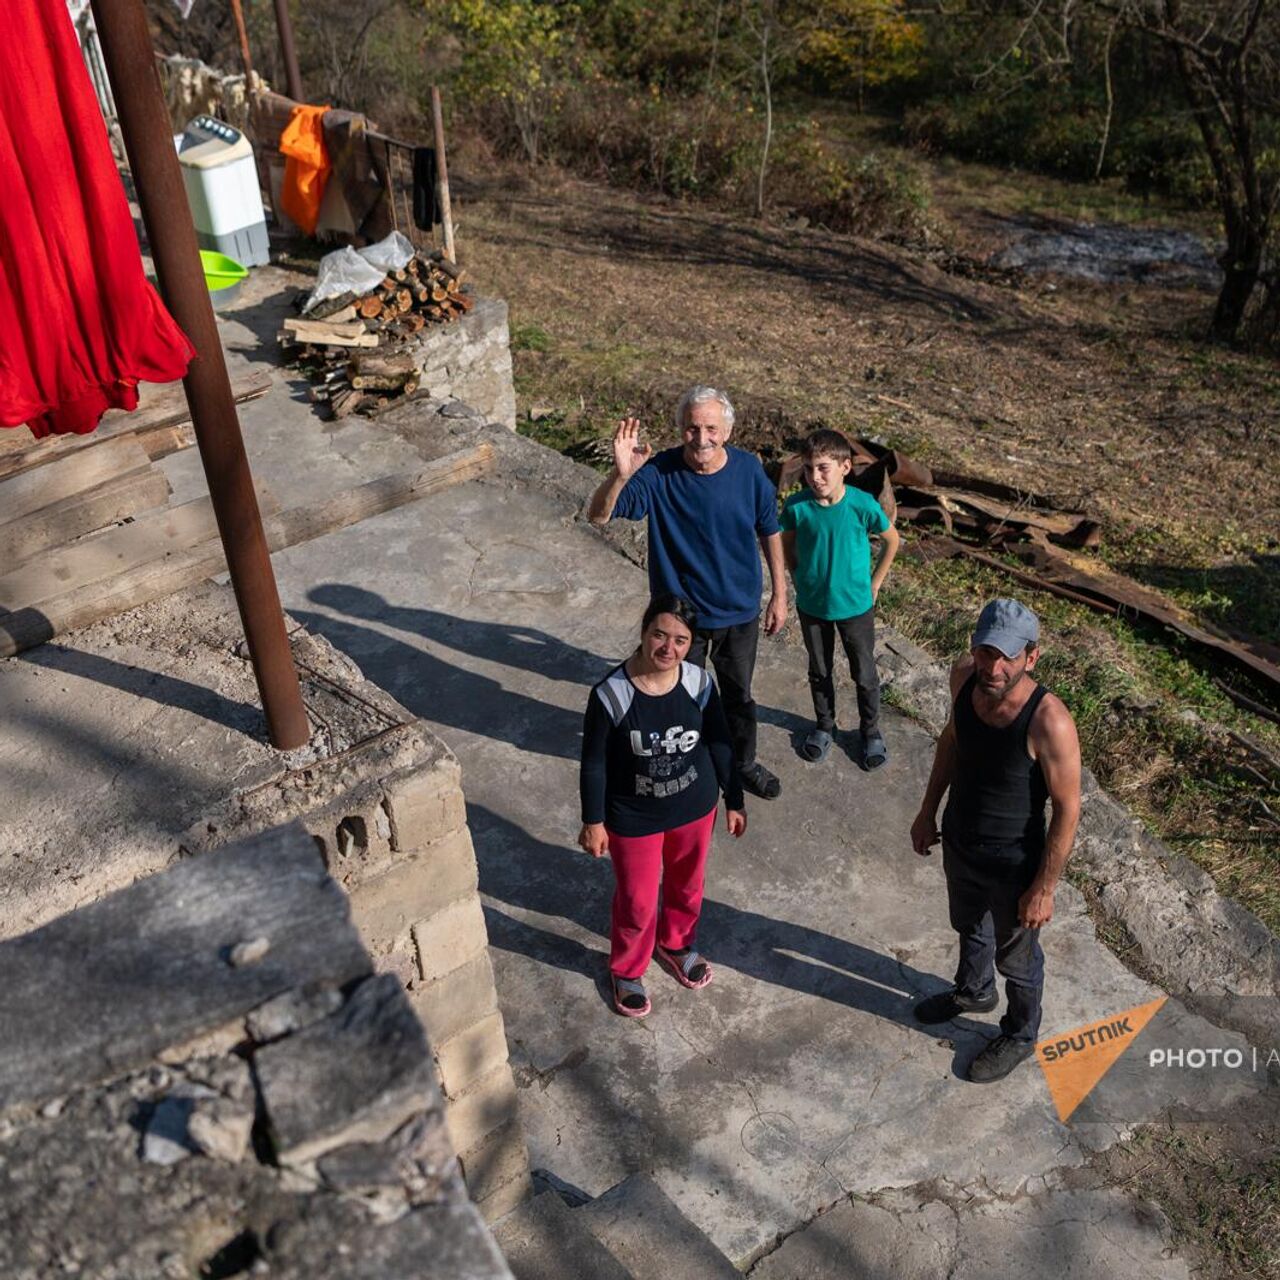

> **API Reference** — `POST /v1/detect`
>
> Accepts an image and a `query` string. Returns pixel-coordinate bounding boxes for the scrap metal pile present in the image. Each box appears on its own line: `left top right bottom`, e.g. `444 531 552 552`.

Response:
278 249 473 420
780 439 1280 719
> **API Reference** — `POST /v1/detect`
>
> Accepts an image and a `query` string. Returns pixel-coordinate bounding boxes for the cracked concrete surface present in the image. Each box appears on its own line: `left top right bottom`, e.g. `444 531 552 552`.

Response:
256 419 1245 1271
750 1185 1189 1279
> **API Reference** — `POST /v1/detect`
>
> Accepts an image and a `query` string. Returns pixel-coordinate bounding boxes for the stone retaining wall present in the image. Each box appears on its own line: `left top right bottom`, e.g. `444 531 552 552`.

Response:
413 297 517 431
174 600 532 1222
303 752 532 1221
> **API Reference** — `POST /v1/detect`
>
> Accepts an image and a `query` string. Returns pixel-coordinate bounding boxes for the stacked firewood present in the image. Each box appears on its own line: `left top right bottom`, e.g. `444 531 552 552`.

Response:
277 250 474 419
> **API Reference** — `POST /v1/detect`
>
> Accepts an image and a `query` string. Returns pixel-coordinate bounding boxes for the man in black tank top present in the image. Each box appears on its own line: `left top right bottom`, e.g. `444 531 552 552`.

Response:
909 600 1082 1084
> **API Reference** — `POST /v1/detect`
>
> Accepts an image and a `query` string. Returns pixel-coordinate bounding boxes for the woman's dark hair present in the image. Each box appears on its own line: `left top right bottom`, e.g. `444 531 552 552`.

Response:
641 593 698 635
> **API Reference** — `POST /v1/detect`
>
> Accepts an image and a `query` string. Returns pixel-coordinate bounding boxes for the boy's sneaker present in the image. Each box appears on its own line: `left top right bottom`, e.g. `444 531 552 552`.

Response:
740 761 782 800
913 987 999 1024
967 1034 1035 1083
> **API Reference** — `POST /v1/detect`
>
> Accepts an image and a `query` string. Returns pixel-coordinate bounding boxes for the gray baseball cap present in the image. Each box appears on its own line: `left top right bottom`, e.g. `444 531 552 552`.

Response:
972 598 1039 657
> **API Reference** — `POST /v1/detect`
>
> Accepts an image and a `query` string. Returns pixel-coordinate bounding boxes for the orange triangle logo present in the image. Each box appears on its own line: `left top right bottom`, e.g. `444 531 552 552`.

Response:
1036 996 1167 1122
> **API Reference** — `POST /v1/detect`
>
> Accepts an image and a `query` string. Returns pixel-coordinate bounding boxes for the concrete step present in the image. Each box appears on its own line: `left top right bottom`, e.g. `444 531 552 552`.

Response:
577 1174 741 1279
492 1190 634 1280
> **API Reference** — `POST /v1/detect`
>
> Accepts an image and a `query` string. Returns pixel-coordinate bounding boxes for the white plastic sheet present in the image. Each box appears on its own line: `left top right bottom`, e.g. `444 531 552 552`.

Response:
302 232 417 312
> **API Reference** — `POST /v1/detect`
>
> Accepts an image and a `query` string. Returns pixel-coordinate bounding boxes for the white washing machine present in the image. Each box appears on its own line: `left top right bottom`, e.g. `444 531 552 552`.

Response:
176 115 269 267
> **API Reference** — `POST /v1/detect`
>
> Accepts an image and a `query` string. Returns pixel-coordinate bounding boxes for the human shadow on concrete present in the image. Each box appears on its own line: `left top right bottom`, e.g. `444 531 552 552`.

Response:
290 605 591 760
306 584 614 686
17 645 262 737
470 803 993 1078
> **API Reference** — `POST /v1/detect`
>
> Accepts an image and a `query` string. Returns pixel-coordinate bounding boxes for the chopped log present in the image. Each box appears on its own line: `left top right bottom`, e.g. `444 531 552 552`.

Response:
348 352 416 380
434 258 465 281
357 295 384 320
0 467 172 569
329 389 365 419
393 288 412 312
307 290 358 319
317 303 357 325
350 373 411 391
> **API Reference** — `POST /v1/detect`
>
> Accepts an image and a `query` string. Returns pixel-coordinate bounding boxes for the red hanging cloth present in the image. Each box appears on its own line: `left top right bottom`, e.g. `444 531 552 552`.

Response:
0 0 195 439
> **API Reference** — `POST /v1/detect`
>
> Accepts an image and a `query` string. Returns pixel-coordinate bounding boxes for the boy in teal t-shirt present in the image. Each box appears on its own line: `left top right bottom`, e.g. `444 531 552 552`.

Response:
779 429 901 769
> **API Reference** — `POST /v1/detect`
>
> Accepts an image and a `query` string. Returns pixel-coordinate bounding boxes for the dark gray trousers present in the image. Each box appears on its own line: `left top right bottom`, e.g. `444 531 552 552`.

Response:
943 842 1045 1043
797 606 879 735
686 618 759 768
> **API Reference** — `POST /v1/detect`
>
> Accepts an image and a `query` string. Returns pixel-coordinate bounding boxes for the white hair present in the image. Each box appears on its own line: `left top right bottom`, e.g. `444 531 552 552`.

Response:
674 384 735 431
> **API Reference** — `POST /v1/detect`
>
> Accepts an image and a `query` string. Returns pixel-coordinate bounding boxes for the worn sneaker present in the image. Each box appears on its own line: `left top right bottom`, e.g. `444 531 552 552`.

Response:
740 761 782 800
967 1034 1035 1083
913 987 999 1024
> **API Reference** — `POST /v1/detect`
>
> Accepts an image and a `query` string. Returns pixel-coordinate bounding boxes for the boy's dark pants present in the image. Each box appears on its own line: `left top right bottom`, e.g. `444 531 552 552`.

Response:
797 607 879 734
943 842 1044 1043
687 619 759 767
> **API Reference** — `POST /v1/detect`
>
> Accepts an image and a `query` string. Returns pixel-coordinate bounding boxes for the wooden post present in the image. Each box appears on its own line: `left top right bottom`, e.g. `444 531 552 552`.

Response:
430 86 456 262
228 0 256 90
90 0 311 750
272 0 304 103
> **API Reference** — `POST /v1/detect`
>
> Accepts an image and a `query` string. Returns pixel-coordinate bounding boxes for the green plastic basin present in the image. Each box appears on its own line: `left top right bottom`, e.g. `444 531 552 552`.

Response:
199 250 248 290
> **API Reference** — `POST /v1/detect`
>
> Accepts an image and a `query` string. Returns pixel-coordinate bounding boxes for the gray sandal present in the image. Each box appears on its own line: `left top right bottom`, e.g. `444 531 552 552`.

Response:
800 728 833 762
611 974 651 1018
861 730 888 770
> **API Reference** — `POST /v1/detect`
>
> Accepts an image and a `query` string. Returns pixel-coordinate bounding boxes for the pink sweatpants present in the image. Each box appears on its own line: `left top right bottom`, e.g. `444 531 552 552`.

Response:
606 807 717 980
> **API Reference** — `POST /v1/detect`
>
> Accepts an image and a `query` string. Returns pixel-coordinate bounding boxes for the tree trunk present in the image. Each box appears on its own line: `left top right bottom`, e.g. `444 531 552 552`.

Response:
755 19 772 218
1212 239 1263 341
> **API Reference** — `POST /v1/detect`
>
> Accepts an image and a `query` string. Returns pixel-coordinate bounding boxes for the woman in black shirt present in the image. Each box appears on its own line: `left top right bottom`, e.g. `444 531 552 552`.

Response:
579 594 746 1017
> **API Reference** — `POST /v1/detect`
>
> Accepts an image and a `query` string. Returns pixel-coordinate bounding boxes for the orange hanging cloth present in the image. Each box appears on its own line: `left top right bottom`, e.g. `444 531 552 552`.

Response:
279 104 332 236
0 0 195 438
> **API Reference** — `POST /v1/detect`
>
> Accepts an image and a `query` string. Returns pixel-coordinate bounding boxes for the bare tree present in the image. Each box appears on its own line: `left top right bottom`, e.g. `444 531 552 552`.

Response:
999 0 1280 342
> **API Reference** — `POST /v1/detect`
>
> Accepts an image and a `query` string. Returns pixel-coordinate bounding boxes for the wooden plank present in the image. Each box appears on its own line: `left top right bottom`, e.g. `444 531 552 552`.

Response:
0 370 273 483
0 437 151 526
0 482 278 613
0 468 172 568
262 443 495 548
277 328 380 350
0 823 372 1110
0 444 494 657
282 317 368 339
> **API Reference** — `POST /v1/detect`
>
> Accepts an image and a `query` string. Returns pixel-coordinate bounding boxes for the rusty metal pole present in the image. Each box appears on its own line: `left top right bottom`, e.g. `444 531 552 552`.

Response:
272 0 305 102
90 0 312 750
430 86 456 262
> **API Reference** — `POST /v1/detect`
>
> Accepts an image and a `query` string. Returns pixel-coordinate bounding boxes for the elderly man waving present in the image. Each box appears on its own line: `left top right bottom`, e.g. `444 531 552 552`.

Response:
588 385 787 799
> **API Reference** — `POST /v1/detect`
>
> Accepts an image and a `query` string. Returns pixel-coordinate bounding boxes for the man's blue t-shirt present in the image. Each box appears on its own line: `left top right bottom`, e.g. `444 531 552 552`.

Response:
612 446 780 630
